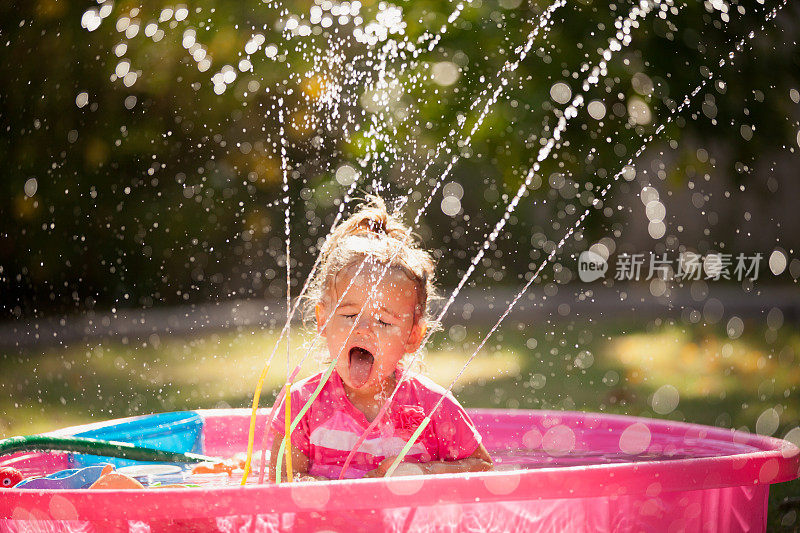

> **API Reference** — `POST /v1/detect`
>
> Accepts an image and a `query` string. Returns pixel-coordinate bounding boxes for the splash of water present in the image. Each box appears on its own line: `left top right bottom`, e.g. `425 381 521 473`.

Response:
273 0 669 478
77 0 792 484
241 0 565 481
338 0 670 478
270 0 568 478
382 0 791 477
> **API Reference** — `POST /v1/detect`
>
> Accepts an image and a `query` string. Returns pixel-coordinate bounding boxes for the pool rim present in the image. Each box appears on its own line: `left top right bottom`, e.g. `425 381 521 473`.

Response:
0 407 797 521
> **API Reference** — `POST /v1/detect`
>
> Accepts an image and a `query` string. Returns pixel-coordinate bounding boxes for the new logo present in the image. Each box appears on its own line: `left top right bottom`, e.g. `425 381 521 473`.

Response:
578 250 608 282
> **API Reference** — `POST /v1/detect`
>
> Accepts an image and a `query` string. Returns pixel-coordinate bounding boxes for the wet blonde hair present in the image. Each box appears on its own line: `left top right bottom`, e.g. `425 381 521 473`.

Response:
303 195 439 355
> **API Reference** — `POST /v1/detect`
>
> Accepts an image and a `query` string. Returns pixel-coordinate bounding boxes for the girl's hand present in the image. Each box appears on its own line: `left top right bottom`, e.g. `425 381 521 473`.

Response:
365 445 493 478
364 456 395 478
293 473 328 482
365 456 427 478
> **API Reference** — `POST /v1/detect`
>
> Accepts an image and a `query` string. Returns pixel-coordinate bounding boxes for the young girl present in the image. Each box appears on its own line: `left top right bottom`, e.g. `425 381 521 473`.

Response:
269 196 492 480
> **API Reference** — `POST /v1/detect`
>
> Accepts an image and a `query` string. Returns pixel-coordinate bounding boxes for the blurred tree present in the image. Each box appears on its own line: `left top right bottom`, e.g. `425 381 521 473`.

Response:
0 0 798 318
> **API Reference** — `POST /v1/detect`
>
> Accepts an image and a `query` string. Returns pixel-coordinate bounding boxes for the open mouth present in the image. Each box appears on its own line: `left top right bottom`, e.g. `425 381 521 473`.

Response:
348 346 374 388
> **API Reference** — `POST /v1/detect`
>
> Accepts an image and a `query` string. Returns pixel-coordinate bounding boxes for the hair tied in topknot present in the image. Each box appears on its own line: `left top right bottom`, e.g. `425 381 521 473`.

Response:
365 215 386 235
339 194 396 239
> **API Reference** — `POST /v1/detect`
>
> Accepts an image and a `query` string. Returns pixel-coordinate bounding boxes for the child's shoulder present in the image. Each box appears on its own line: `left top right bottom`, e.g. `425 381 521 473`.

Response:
401 371 457 403
288 371 337 397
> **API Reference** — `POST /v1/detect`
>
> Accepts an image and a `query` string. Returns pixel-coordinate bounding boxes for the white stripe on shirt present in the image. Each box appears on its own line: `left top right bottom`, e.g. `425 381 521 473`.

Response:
309 427 427 457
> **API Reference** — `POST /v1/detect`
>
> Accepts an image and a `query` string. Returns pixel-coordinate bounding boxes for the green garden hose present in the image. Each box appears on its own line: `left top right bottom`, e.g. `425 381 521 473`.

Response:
0 435 219 463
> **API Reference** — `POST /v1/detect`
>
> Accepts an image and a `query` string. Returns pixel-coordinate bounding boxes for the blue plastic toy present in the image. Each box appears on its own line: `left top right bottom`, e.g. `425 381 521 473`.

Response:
72 411 204 468
15 464 112 490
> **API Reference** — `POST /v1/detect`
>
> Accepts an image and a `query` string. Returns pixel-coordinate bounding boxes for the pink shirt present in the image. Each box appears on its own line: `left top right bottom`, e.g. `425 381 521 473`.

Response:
271 369 482 479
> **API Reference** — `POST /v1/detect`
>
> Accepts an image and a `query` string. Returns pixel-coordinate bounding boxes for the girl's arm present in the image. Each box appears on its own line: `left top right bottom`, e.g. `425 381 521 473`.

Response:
365 443 493 477
268 437 327 482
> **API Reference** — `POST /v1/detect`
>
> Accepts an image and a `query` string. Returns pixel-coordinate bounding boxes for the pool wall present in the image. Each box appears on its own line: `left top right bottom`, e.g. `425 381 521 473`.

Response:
0 408 797 532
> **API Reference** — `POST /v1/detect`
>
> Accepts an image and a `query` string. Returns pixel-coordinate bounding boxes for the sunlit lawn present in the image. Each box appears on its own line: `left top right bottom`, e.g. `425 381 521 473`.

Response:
1 317 798 528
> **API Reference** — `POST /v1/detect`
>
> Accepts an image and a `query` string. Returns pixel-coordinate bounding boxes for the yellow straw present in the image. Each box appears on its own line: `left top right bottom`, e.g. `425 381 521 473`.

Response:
240 359 273 486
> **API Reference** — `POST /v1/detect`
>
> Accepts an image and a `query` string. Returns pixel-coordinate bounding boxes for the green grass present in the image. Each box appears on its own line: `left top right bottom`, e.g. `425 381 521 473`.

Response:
0 317 798 527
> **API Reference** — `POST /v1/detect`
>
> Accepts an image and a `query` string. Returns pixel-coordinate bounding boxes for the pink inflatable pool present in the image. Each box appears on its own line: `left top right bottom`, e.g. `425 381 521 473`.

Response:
1 408 798 532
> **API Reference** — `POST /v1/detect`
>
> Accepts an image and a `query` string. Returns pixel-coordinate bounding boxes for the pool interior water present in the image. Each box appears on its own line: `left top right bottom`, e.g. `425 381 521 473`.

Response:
8 444 749 489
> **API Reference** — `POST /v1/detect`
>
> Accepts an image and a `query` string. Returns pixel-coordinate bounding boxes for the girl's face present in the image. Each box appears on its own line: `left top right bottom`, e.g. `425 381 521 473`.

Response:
317 264 425 395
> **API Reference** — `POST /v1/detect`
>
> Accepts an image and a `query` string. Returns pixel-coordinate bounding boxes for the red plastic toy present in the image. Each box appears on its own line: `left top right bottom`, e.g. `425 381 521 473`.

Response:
0 467 23 488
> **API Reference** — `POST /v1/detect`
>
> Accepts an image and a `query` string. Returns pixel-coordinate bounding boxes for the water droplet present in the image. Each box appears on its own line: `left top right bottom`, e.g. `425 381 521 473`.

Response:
702 298 724 324
755 408 779 436
431 61 460 86
783 427 800 454
768 249 787 275
75 92 89 108
24 178 38 197
587 100 606 120
483 472 520 495
622 165 636 181
648 220 666 239
574 350 593 369
602 370 619 387
640 186 659 204
442 182 464 200
726 316 744 339
627 97 652 124
542 425 575 456
448 324 466 342
290 484 330 508
651 384 679 414
528 373 546 390
522 428 542 448
549 82 571 105
645 200 666 222
767 307 783 330
386 476 424 495
335 164 358 186
619 422 651 454
631 72 654 96
441 196 461 217
81 9 102 32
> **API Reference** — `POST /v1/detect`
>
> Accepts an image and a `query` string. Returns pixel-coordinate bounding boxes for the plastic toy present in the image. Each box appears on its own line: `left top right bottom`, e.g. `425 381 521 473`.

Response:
14 464 113 490
0 467 23 488
0 435 217 464
191 458 245 476
89 472 145 490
